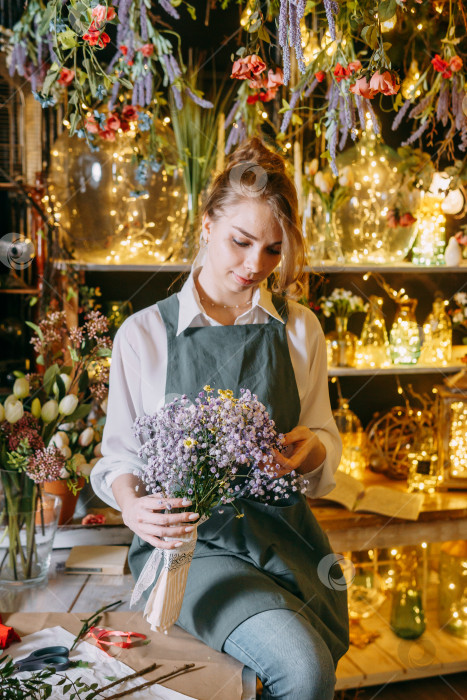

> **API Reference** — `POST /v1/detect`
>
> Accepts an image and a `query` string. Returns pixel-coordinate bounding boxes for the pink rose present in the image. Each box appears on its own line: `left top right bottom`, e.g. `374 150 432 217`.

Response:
82 513 106 526
450 55 463 72
231 54 266 80
369 71 400 96
248 77 264 90
348 60 362 74
85 115 99 134
266 67 284 89
106 113 121 131
58 67 75 87
91 5 116 22
350 77 376 99
139 44 154 57
122 105 138 121
119 119 130 132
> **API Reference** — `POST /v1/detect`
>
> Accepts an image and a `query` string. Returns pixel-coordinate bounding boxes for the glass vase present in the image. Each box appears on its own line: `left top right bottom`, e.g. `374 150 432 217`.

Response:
407 428 441 494
411 194 446 266
0 470 61 588
356 296 391 368
390 548 426 639
326 317 357 368
419 297 452 366
389 298 421 365
332 399 366 480
438 541 467 639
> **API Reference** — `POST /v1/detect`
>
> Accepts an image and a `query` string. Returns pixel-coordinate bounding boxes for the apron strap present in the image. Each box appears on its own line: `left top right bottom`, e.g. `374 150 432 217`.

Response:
157 295 180 337
270 294 289 323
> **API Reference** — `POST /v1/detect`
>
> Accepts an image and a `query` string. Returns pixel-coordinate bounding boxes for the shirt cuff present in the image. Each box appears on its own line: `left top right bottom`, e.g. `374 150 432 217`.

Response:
90 459 143 512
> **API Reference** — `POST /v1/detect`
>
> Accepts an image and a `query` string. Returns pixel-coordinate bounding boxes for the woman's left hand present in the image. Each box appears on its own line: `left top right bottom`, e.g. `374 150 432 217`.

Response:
271 426 326 477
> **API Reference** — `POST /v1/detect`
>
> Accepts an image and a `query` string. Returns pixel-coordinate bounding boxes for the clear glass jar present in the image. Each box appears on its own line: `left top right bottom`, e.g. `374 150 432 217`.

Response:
420 297 452 366
407 428 441 494
356 296 391 368
438 541 467 639
326 316 357 368
333 398 366 479
411 194 446 266
390 548 426 639
389 298 421 365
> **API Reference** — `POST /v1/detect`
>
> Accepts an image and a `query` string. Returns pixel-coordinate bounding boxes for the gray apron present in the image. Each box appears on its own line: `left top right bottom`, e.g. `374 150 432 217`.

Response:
129 293 349 665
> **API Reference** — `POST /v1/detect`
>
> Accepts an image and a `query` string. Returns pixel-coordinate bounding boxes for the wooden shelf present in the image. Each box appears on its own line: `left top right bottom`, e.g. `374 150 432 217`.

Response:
0 287 39 295
54 260 467 274
328 363 466 377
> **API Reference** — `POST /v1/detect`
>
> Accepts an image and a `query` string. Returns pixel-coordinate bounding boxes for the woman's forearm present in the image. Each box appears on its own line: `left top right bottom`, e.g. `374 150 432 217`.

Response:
111 473 143 511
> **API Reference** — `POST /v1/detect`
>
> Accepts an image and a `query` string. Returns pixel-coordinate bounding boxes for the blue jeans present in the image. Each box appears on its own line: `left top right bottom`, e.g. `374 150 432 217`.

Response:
223 609 336 700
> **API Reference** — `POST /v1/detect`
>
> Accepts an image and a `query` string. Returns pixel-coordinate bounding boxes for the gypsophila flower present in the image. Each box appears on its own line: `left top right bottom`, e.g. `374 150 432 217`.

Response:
133 387 305 517
318 288 368 318
27 445 65 483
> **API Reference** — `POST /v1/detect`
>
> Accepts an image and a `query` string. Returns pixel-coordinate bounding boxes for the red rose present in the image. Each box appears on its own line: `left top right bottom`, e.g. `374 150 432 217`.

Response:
122 105 139 121
107 113 121 131
315 71 326 83
120 45 128 56
431 54 451 78
82 513 106 526
139 44 154 57
99 127 116 141
348 60 362 74
119 119 130 132
333 63 350 83
58 67 75 87
369 70 400 96
247 93 260 104
399 212 417 227
386 210 399 228
259 87 278 102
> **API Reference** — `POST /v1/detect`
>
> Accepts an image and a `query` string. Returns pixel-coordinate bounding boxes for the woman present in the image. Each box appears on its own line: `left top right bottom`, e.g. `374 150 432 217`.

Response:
91 137 349 699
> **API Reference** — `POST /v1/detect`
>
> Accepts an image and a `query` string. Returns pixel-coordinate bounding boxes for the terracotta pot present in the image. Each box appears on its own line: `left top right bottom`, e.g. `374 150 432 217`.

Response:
42 477 85 525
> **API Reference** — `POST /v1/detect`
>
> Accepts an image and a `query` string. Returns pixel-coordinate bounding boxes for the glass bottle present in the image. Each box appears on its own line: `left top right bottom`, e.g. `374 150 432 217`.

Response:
332 398 366 479
326 317 358 368
407 427 441 494
438 540 467 639
356 296 390 368
419 296 452 366
389 298 421 365
390 549 426 639
411 193 446 266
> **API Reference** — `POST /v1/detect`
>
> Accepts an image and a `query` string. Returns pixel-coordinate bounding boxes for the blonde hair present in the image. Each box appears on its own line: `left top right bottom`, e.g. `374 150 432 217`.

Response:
200 136 305 295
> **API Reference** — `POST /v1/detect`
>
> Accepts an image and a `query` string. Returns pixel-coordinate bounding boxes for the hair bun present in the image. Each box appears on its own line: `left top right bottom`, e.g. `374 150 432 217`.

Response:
227 136 286 174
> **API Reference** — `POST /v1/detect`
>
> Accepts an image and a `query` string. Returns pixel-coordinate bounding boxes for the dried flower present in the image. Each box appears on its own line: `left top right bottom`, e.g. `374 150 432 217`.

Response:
27 445 65 483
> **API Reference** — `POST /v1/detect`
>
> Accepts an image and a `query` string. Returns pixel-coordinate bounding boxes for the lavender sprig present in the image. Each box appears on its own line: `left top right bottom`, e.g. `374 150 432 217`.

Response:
324 0 337 41
401 119 429 146
391 98 412 131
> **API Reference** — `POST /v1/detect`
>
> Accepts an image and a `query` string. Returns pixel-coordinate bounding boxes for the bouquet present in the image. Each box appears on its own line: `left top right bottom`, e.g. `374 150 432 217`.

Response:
318 288 368 319
0 310 111 583
130 386 304 633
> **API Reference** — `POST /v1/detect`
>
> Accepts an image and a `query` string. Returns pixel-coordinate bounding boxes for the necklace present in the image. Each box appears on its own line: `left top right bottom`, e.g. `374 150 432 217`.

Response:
199 295 253 310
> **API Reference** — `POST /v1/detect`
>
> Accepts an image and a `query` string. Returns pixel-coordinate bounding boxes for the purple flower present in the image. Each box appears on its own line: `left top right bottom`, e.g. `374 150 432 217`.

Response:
391 98 412 131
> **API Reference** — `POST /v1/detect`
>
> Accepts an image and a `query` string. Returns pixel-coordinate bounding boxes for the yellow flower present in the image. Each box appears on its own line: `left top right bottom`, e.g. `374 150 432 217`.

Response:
218 389 234 399
183 438 198 448
203 385 212 392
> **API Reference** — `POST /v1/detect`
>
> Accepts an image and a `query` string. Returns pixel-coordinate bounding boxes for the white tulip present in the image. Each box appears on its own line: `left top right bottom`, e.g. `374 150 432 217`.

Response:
49 431 70 449
4 394 18 409
5 399 24 424
41 399 59 424
314 171 335 195
59 394 79 416
0 403 4 422
53 373 72 397
59 467 70 479
31 398 41 419
78 427 94 447
13 377 29 399
78 462 94 477
93 442 103 458
59 445 72 460
72 453 87 468
100 398 108 415
338 165 354 188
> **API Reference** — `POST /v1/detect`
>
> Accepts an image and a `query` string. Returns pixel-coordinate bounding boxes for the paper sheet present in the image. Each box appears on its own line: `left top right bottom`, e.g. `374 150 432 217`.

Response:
7 626 196 700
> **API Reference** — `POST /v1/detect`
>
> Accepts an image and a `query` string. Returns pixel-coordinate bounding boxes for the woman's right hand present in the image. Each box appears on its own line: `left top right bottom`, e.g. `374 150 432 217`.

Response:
121 495 200 549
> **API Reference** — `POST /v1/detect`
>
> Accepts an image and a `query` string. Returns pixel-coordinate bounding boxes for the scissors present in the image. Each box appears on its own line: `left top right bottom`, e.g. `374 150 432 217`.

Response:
14 646 70 673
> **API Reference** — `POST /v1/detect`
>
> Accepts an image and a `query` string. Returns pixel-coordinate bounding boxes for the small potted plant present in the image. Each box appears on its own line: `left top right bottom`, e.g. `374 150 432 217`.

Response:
318 288 368 367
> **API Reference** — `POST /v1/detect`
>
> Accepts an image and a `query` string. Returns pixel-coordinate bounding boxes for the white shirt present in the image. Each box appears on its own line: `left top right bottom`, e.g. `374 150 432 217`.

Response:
91 270 342 511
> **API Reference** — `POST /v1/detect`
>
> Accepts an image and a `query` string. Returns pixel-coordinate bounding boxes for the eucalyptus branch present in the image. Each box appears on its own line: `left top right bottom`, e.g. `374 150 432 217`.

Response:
70 600 123 651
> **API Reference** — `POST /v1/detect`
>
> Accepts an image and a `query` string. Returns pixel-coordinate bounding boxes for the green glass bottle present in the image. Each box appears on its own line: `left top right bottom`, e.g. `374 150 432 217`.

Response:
390 549 426 639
